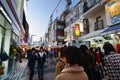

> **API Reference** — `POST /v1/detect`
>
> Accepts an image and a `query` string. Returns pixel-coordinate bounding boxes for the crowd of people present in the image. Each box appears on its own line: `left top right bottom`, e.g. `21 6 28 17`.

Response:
25 42 120 80
55 42 120 80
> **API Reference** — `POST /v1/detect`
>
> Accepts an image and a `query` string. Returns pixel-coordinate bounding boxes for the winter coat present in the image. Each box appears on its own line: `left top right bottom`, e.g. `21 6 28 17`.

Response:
27 52 36 67
103 52 120 80
55 65 88 80
55 58 65 76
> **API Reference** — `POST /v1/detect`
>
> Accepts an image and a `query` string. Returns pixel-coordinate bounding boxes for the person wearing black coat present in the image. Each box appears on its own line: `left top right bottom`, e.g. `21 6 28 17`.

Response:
27 48 37 80
36 47 46 80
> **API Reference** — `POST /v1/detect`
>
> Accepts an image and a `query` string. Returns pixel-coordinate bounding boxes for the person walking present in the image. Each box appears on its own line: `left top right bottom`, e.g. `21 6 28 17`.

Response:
27 48 37 80
55 47 66 76
55 46 88 80
80 45 95 80
37 47 46 80
102 42 120 80
49 48 54 64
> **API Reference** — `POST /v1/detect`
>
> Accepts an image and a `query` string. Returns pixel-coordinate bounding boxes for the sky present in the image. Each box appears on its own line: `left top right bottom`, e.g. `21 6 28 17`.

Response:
26 0 79 41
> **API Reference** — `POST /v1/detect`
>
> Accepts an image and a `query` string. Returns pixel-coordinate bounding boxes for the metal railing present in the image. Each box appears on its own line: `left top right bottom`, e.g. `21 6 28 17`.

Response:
94 20 104 31
83 0 100 13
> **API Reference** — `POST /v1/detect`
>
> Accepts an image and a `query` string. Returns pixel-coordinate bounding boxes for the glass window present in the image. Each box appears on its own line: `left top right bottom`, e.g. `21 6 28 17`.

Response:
0 26 5 53
0 12 5 26
57 25 64 30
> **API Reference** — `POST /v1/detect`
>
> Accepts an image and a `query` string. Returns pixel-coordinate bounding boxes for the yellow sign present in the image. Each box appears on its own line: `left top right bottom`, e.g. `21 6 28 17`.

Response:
75 24 80 36
105 0 118 11
109 2 120 18
105 0 120 18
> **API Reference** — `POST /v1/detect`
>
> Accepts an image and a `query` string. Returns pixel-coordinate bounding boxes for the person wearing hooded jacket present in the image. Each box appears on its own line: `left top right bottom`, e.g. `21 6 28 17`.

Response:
55 46 88 80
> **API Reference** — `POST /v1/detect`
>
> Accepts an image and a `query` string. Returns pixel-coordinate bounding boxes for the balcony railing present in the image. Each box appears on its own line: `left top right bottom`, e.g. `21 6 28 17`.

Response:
94 20 104 31
83 0 100 13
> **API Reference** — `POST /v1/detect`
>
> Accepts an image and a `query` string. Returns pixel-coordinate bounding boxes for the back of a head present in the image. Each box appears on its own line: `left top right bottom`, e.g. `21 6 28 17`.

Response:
64 46 83 65
103 42 115 55
59 47 66 58
80 45 89 53
31 48 36 51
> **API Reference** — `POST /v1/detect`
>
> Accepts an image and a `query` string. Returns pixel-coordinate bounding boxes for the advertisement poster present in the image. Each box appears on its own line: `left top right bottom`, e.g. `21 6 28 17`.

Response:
105 0 120 24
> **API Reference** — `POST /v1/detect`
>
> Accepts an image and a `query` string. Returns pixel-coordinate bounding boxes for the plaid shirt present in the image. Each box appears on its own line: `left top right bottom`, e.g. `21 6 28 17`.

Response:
103 52 120 80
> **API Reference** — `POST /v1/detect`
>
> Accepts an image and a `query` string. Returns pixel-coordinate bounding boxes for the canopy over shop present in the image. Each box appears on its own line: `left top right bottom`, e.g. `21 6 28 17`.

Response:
101 23 120 35
78 28 108 47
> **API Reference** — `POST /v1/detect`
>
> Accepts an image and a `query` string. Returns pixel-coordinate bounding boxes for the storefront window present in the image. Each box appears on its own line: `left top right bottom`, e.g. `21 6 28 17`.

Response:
8 32 18 74
0 26 5 53
0 26 5 66
0 12 5 27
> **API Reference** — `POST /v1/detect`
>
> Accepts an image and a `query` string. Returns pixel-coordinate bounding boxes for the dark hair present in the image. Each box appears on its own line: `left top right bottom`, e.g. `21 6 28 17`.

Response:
40 47 43 50
31 48 36 51
95 47 99 52
103 42 115 55
80 45 89 53
64 46 83 65
59 47 66 58
90 47 94 53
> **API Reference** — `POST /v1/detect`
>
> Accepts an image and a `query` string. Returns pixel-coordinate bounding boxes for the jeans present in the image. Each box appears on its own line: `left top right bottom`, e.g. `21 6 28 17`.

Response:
29 65 35 80
38 64 44 79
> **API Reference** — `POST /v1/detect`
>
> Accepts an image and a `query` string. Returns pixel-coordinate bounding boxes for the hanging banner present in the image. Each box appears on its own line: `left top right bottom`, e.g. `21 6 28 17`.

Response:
105 0 120 24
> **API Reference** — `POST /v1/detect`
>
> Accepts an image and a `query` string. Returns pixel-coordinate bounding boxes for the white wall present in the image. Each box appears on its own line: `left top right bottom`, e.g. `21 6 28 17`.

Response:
89 10 107 32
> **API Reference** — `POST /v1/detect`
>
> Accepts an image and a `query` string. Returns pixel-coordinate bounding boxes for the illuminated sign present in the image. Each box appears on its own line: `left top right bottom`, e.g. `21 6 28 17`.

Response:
75 24 80 36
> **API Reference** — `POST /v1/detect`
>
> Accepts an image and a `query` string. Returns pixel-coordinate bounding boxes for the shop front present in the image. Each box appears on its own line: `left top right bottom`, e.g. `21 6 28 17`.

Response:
101 0 120 53
101 23 120 53
0 5 12 79
78 28 107 48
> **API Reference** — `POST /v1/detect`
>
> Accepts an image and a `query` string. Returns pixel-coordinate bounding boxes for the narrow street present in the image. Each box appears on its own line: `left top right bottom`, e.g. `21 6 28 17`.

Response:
0 0 120 80
21 58 56 80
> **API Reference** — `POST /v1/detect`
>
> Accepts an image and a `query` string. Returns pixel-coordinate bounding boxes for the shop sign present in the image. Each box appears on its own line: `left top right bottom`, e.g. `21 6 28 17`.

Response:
105 0 120 24
74 24 80 36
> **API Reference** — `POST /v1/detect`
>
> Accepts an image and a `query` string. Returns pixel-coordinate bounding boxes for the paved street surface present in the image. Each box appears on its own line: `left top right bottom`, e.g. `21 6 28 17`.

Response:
11 58 108 80
21 58 56 80
9 59 28 80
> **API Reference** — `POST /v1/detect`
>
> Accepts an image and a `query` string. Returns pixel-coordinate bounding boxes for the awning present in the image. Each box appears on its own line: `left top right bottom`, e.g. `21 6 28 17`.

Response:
101 23 120 35
79 28 106 40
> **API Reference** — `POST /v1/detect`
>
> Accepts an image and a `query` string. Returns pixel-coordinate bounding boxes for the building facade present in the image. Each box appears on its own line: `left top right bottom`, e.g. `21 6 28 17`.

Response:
0 0 28 79
47 0 120 49
64 1 84 46
79 0 107 47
